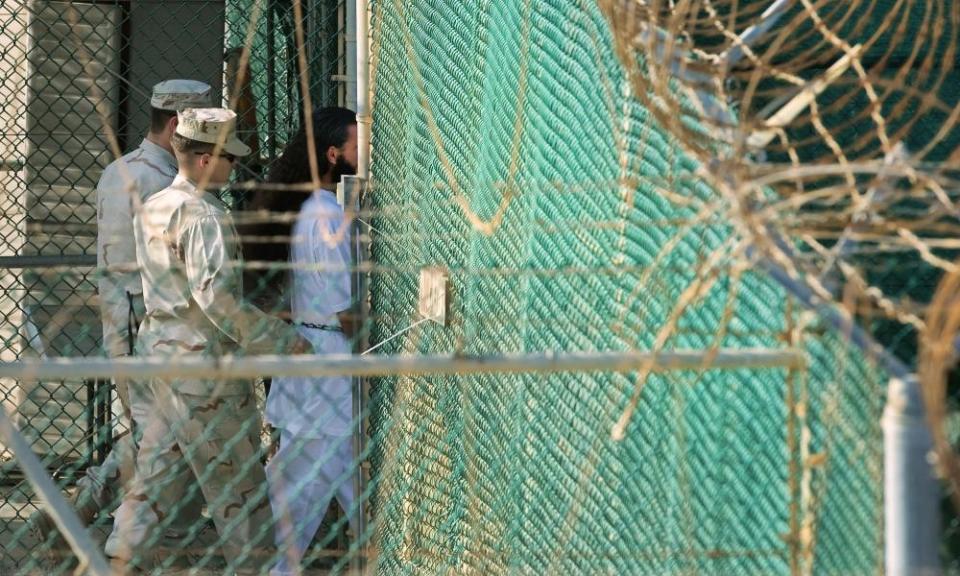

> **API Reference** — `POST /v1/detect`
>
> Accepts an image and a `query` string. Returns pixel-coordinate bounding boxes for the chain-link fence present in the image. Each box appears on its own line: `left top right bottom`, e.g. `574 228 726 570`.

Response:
1 0 357 573
0 0 955 574
365 1 895 572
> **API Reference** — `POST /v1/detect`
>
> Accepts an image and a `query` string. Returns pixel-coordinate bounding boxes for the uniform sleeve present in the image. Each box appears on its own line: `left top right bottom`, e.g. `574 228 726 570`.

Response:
96 166 141 357
180 213 303 354
306 210 353 314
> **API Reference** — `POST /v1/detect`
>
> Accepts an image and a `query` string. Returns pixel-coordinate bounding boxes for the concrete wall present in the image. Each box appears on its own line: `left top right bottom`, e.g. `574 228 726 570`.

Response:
17 0 121 457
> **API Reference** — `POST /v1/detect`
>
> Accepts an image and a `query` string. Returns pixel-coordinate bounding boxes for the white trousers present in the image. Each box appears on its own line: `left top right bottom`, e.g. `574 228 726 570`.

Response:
267 429 357 576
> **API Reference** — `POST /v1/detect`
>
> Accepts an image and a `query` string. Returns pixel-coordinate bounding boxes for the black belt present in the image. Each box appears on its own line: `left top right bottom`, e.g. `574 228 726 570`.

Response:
296 322 342 333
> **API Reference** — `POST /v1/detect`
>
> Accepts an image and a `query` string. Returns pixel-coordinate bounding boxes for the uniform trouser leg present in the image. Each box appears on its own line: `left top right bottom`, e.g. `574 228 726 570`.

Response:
81 379 202 531
126 377 203 533
267 431 356 576
132 382 276 574
77 379 135 512
105 380 205 561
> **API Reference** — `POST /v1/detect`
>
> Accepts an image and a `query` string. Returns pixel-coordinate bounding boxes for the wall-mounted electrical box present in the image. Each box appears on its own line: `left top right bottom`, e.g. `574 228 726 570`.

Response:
418 266 448 326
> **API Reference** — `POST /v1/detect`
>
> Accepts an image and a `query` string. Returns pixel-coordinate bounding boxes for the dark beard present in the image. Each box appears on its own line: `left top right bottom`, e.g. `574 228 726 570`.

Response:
330 155 357 183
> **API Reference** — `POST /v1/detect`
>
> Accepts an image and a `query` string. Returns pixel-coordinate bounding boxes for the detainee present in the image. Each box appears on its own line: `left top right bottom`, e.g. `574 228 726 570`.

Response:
109 107 311 573
263 107 360 576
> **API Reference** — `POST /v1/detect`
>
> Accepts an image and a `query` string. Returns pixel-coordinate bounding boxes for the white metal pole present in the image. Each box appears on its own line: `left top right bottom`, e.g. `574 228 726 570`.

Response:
356 0 370 179
883 375 941 575
344 0 358 109
0 348 805 381
352 2 371 564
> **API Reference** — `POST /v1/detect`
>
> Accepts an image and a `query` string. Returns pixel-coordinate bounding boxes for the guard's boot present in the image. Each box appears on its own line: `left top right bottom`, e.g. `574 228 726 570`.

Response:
29 476 113 568
28 508 70 570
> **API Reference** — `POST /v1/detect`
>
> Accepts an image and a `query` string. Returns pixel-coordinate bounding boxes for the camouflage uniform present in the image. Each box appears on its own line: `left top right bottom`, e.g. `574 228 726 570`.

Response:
97 137 177 359
113 110 304 571
85 81 213 549
89 137 202 531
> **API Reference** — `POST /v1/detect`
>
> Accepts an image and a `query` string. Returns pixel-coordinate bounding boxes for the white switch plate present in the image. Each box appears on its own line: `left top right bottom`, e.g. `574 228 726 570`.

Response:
418 266 448 325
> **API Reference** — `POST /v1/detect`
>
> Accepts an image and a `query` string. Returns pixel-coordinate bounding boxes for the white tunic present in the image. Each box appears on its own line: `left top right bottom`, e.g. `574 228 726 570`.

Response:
266 188 353 438
96 139 177 357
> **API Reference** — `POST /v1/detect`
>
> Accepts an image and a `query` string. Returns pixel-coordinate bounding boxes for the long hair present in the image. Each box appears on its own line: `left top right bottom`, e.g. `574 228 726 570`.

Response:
241 107 357 308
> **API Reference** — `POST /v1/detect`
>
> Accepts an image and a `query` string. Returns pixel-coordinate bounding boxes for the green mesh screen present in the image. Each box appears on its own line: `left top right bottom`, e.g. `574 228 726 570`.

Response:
367 1 885 573
0 0 920 573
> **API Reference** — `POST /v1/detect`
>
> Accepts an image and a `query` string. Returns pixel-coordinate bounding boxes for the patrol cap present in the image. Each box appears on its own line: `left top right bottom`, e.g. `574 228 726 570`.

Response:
175 107 252 157
150 79 213 111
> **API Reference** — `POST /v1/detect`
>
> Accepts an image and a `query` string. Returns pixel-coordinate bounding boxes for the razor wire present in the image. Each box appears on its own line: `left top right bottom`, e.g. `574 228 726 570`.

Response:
599 0 960 571
0 0 950 575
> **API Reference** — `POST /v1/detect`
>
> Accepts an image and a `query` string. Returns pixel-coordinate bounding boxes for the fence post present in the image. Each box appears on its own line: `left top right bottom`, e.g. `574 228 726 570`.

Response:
883 374 941 575
342 173 368 572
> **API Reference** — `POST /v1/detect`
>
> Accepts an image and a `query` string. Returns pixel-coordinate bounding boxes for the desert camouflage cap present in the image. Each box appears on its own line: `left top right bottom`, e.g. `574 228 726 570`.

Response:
176 108 252 157
151 79 213 111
